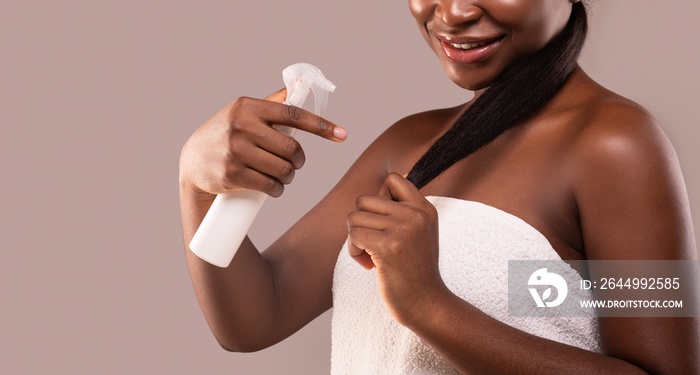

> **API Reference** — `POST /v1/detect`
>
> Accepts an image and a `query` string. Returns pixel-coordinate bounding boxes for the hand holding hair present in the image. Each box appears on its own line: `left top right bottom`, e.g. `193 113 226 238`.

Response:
346 172 449 325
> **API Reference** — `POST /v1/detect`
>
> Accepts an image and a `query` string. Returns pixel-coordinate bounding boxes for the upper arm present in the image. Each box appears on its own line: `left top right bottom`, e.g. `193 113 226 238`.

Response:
573 103 695 261
571 101 698 373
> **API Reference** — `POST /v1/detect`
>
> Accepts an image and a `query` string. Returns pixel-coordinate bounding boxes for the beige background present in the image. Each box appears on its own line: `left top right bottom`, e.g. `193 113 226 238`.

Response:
1 1 698 374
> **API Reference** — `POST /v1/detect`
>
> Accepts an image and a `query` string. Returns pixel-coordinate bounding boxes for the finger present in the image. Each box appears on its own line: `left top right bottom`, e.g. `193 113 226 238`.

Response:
242 147 296 185
379 172 424 202
229 167 284 197
264 88 287 103
354 195 397 216
351 251 375 271
347 227 382 270
251 127 306 169
256 100 347 142
346 210 390 231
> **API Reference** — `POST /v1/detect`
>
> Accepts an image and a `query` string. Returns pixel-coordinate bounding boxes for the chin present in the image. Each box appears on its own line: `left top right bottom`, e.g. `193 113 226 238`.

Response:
445 70 493 92
453 80 491 91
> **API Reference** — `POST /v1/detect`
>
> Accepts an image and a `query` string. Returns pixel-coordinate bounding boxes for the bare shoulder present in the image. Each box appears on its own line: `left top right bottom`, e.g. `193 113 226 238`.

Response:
571 92 674 167
566 88 687 209
560 78 696 260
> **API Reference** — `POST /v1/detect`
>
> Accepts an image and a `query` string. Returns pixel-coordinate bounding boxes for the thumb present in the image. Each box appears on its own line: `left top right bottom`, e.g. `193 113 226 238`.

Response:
264 88 287 103
379 172 423 202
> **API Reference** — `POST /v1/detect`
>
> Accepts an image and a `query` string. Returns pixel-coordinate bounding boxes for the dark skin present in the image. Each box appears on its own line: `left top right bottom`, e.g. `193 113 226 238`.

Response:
179 0 699 373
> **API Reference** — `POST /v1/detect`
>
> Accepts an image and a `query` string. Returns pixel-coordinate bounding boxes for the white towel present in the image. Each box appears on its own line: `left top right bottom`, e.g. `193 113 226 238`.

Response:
331 196 601 375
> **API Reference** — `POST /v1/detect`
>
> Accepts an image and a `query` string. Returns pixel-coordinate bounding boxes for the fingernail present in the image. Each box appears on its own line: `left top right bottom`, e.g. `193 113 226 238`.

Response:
333 126 347 140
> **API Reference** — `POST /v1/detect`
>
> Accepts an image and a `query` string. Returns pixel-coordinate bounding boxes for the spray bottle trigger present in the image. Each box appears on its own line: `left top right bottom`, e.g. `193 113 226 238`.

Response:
282 63 336 116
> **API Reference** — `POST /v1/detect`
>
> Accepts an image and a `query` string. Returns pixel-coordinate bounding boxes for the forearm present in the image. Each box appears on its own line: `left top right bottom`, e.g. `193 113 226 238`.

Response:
407 291 648 375
180 182 280 351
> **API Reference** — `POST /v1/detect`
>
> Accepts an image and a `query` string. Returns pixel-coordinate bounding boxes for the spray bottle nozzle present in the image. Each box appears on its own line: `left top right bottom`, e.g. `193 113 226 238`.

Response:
282 63 336 115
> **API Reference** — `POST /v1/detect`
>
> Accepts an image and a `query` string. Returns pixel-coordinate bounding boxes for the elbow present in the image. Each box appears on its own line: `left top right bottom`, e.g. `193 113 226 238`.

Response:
217 341 245 353
213 332 272 353
216 337 240 353
218 341 268 354
205 309 280 352
217 340 260 353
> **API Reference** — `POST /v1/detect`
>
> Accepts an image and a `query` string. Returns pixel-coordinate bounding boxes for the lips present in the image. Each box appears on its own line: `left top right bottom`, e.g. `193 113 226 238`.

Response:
447 40 492 50
436 34 505 64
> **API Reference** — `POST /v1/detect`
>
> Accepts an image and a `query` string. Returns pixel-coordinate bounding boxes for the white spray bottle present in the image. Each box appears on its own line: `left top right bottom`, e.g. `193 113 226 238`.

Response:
189 63 336 268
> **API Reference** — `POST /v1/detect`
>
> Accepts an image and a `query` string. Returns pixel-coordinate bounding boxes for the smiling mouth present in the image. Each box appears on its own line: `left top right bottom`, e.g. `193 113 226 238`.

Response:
436 35 505 64
443 36 504 50
449 41 487 50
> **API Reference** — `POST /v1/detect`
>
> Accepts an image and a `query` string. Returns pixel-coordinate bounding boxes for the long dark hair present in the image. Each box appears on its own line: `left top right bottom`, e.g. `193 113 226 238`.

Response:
406 2 588 189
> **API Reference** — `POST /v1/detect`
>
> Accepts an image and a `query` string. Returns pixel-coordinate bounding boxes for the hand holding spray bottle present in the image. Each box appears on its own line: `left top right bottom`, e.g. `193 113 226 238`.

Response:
190 63 336 268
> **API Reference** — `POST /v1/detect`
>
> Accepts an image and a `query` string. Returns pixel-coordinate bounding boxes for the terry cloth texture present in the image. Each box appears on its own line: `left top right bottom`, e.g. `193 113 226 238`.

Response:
331 195 601 375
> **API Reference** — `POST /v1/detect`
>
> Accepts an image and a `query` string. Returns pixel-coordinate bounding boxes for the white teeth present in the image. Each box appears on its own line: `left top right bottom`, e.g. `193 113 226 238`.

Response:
450 41 488 50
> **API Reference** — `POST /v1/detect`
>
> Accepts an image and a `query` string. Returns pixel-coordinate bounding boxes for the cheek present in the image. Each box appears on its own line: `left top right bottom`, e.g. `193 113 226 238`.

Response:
499 1 572 51
408 0 436 46
408 0 432 24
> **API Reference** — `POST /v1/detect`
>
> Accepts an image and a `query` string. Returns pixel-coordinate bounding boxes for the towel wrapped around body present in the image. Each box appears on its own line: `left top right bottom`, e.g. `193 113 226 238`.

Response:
331 195 601 375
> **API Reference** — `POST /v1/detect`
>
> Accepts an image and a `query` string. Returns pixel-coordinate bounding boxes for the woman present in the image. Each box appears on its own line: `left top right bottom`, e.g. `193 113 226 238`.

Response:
179 0 698 373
